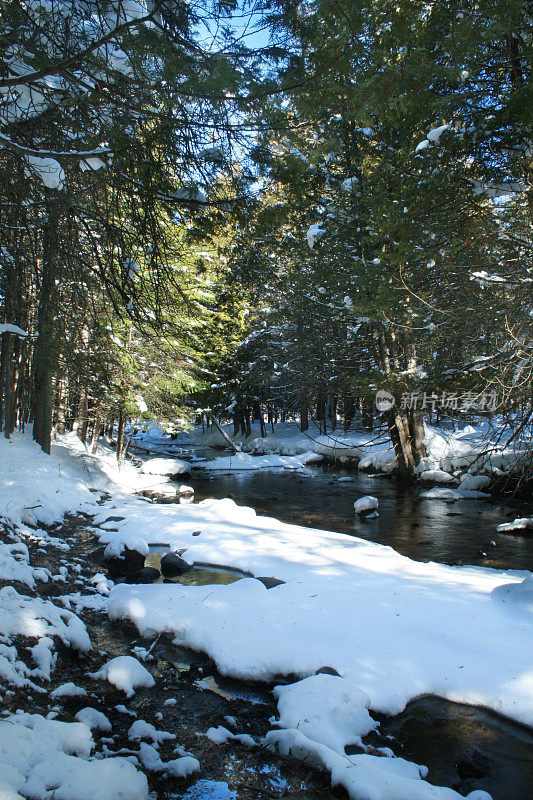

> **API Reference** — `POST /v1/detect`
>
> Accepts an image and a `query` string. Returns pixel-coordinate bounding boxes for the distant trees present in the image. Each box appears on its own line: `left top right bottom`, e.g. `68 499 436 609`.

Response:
2 0 531 481
209 0 532 478
0 0 284 453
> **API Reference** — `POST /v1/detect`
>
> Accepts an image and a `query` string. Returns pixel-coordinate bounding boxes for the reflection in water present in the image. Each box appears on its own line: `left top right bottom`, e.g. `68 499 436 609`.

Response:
190 466 533 571
180 780 237 800
134 447 533 799
145 548 245 586
383 695 533 800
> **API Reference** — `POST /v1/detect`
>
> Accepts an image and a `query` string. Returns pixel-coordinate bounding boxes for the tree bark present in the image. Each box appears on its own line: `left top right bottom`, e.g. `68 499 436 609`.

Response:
77 386 89 443
116 405 126 465
91 412 102 454
33 198 60 454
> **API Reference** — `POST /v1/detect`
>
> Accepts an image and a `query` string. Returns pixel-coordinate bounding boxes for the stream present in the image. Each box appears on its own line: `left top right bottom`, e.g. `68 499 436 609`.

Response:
130 444 533 799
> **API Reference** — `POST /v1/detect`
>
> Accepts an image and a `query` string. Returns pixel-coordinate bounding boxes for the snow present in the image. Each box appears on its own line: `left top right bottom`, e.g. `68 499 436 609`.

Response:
459 474 491 491
136 742 200 778
0 712 148 800
139 457 191 476
354 495 378 514
272 674 376 751
75 708 112 731
203 725 256 748
128 719 175 747
104 494 532 736
0 423 530 800
419 486 488 501
102 533 149 559
24 155 65 190
419 469 454 484
0 323 28 337
89 656 155 697
306 223 325 249
426 124 449 142
497 517 533 534
0 584 91 672
0 541 49 587
263 726 487 800
201 450 321 472
51 682 88 698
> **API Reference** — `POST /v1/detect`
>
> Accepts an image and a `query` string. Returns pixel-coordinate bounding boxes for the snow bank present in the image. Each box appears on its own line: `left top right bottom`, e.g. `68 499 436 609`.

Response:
0 585 91 688
153 418 531 483
0 540 49 587
103 489 530 800
140 457 191 477
202 450 322 472
101 496 533 732
0 432 96 527
0 713 148 800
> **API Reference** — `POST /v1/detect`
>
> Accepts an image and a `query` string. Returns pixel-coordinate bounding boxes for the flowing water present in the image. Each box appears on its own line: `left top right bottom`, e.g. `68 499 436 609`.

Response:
130 445 533 798
188 461 533 572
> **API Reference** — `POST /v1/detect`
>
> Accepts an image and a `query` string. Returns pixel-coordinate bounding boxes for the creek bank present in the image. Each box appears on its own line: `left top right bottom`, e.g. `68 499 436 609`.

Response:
0 513 344 800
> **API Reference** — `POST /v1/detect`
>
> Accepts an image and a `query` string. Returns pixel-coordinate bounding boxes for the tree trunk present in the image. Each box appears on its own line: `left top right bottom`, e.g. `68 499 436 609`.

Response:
344 396 355 431
386 409 417 481
361 395 373 431
116 406 126 465
1 333 14 438
300 391 309 432
408 409 426 465
33 198 60 454
77 387 89 444
91 413 102 454
55 376 67 435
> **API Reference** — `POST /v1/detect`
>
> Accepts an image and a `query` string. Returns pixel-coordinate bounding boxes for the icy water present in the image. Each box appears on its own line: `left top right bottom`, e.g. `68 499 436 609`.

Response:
130 445 533 799
188 462 533 572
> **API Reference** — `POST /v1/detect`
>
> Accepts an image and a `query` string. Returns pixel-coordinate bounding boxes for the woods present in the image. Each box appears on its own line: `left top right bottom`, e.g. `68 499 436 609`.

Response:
1 0 531 479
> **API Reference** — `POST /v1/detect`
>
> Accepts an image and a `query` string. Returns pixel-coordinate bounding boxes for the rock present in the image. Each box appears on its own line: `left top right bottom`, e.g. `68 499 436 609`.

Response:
140 489 178 503
160 552 192 577
315 666 341 677
124 567 160 584
354 495 379 516
456 748 491 780
255 576 285 589
88 546 106 565
179 485 194 496
105 546 145 577
497 517 533 535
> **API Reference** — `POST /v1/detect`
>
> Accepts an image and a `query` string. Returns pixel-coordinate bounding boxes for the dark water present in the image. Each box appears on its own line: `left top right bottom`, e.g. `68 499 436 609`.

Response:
188 463 533 572
132 445 533 799
383 696 533 800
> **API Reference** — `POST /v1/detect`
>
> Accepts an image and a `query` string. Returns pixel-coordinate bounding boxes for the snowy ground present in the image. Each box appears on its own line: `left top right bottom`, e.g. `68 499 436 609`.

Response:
134 418 531 488
1 430 532 800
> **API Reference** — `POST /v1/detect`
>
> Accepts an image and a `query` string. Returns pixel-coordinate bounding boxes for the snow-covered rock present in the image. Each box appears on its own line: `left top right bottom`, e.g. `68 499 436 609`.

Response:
354 496 379 516
0 713 148 800
89 656 155 697
459 474 491 491
497 517 533 534
204 725 256 749
273 674 376 752
419 469 454 484
75 708 112 732
140 458 191 478
128 720 175 747
51 682 88 699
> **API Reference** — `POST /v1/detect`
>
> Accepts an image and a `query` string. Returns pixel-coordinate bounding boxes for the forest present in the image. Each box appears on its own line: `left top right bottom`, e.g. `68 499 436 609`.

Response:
0 3 532 800
0 0 531 481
